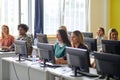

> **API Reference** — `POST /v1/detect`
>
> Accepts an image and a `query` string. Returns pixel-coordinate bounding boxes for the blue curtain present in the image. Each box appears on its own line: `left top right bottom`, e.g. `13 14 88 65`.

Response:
34 0 44 38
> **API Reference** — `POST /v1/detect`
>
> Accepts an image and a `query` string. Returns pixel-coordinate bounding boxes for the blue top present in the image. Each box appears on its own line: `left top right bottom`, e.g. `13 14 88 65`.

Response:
54 42 66 58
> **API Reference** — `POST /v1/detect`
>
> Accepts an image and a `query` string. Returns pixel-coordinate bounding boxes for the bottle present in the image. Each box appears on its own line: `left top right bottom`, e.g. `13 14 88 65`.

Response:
34 38 38 46
32 49 37 62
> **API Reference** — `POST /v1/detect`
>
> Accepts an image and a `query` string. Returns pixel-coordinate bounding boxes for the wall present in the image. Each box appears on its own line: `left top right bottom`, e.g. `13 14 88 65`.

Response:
110 0 120 38
89 0 110 38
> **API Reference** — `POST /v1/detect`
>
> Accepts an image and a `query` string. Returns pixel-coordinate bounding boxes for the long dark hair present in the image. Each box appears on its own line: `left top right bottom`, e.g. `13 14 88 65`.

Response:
58 29 71 46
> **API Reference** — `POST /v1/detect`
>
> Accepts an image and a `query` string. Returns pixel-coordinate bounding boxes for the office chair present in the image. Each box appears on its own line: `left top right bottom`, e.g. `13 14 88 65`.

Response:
84 38 97 52
94 52 120 80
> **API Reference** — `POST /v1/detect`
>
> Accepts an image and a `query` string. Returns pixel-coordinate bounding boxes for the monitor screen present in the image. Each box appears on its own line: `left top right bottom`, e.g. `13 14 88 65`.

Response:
37 42 55 66
102 40 120 55
82 32 93 38
66 47 90 76
94 51 120 79
84 38 97 52
36 33 48 43
14 40 28 60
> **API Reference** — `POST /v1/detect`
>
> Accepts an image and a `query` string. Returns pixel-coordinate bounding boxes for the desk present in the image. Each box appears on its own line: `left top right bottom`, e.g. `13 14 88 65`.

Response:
2 57 48 80
0 51 15 80
2 57 105 80
47 67 99 80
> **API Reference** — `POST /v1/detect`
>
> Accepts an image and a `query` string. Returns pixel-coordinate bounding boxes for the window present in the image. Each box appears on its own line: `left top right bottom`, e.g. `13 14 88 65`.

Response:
0 0 35 36
44 0 61 34
0 0 19 36
0 0 88 36
44 0 88 35
64 0 87 32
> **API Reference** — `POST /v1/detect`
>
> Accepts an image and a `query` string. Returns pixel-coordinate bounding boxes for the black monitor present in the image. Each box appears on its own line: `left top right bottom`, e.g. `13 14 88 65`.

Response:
37 42 55 67
102 40 120 55
94 52 120 79
14 40 28 61
66 47 90 76
84 38 97 52
36 33 48 43
82 32 93 38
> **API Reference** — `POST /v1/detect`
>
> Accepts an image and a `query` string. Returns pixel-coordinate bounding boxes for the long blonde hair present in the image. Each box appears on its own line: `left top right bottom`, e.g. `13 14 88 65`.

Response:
1 25 10 39
59 25 67 32
108 28 118 40
72 30 84 45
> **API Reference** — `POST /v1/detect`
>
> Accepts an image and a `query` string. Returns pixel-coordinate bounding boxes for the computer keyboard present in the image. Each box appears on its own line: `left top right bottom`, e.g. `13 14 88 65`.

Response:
25 57 39 61
40 62 62 68
78 71 99 77
0 50 9 52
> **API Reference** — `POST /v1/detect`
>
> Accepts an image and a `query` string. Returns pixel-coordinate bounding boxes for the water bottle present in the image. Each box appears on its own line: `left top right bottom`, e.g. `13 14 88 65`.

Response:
32 49 37 62
34 38 38 46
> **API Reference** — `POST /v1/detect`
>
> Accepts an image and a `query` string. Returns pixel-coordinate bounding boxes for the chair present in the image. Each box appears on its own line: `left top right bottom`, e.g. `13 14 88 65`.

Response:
93 52 120 80
82 32 93 38
84 38 97 52
36 33 48 43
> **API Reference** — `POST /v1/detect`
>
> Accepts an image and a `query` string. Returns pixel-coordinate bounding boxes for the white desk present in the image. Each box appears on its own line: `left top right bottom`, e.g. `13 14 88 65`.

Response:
2 57 48 80
2 57 103 80
47 66 100 80
0 51 15 80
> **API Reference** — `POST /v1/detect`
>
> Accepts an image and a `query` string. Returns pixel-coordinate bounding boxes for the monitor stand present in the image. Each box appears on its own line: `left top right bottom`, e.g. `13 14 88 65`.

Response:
40 59 47 67
16 54 25 62
71 67 82 77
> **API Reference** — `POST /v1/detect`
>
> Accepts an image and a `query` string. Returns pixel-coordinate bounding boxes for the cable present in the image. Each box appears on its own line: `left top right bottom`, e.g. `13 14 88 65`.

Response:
28 66 30 80
12 62 20 80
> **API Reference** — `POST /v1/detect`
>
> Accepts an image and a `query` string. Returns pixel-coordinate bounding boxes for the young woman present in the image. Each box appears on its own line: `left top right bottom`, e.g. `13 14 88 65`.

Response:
71 30 87 49
96 27 106 50
54 29 71 64
96 27 106 45
0 25 14 50
70 30 93 68
108 28 118 40
10 24 33 55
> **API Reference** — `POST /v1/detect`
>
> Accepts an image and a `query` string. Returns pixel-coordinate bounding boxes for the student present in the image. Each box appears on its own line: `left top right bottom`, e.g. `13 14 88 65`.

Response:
10 24 33 55
54 29 71 64
59 25 71 39
108 28 118 40
59 25 67 32
71 30 87 49
71 30 93 68
96 27 106 45
96 27 106 50
0 25 14 50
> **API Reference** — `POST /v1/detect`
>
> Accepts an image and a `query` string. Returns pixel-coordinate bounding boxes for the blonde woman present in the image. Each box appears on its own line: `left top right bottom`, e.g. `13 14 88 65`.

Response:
0 25 14 50
59 25 67 32
96 27 106 44
71 30 87 49
108 28 118 40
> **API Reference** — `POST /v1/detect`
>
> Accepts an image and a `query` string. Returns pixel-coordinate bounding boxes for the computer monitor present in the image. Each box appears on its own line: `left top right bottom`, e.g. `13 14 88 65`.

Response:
82 32 93 38
66 47 90 76
37 42 55 67
94 52 120 79
14 40 28 61
102 40 120 55
36 33 48 43
84 38 97 52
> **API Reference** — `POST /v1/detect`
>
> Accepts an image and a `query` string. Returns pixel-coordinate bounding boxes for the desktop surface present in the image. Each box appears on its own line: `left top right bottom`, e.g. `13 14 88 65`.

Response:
47 66 99 80
2 57 101 80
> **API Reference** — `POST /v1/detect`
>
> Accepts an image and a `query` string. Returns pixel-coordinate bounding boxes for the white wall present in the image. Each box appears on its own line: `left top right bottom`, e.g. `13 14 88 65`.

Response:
89 0 110 37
